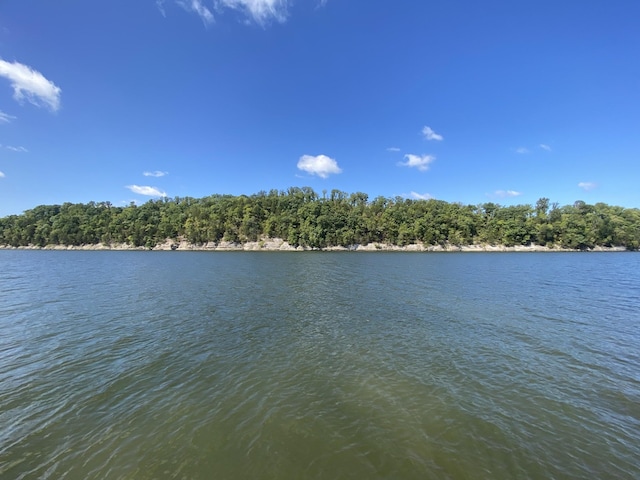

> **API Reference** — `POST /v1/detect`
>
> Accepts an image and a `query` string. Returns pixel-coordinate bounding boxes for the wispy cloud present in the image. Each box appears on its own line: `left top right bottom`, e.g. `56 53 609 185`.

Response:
578 182 597 191
494 190 522 198
386 147 401 152
177 0 215 25
171 0 290 25
409 192 433 200
539 144 552 151
0 110 16 123
126 185 167 197
216 0 289 25
0 171 5 178
422 126 443 141
515 147 530 154
297 154 342 178
156 0 167 16
0 59 61 111
143 170 168 177
4 145 27 152
400 154 435 172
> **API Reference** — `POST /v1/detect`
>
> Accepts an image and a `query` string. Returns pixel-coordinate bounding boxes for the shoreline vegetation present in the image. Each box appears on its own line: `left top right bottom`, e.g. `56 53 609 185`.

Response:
1 187 639 251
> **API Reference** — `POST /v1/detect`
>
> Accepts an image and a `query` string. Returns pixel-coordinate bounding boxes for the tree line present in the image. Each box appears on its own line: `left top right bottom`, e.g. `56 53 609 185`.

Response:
1 187 639 250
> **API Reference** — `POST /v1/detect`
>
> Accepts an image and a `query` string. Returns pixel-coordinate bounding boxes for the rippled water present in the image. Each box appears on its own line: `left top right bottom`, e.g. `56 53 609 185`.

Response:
1 251 639 479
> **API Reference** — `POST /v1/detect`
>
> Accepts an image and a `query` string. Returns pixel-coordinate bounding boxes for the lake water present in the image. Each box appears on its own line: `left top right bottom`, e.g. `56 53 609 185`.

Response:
1 251 639 479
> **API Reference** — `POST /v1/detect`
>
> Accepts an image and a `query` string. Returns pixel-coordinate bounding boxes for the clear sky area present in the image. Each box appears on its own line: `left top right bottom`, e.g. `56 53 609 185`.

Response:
0 1 639 216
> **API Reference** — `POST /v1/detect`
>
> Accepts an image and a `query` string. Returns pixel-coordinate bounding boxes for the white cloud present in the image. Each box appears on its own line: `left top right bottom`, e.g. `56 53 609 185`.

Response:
409 192 433 200
126 185 167 197
400 154 435 172
494 190 522 198
297 154 342 178
5 145 27 152
386 147 401 152
143 170 168 177
0 171 5 178
177 0 215 25
0 110 16 123
515 147 530 154
539 144 551 151
422 126 443 141
216 0 289 24
0 59 61 111
578 182 597 191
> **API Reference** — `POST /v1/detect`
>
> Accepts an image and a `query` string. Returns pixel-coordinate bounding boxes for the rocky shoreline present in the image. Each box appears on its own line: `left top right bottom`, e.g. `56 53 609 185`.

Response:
1 238 629 252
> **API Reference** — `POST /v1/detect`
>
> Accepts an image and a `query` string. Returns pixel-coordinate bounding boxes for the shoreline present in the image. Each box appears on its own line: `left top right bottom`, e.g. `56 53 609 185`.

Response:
0 238 630 252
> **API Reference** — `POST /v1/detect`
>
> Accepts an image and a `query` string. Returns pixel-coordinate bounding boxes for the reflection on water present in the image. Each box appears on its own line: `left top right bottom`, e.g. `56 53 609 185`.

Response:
1 251 639 479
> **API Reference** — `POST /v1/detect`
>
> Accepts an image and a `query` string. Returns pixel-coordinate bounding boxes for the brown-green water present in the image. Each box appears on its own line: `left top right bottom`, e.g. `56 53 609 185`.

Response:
1 251 639 479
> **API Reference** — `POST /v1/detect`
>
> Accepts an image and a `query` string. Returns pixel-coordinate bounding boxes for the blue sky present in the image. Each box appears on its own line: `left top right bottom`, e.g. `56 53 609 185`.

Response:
0 0 639 216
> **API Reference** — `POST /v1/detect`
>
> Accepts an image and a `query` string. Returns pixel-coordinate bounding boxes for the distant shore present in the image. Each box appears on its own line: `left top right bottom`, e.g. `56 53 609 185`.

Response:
0 238 630 252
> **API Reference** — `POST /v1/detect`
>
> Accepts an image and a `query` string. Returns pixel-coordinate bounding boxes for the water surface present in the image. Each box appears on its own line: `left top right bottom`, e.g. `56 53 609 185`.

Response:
1 251 639 479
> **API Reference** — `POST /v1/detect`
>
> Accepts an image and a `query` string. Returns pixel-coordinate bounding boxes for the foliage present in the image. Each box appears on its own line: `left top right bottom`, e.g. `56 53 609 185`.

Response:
1 189 639 250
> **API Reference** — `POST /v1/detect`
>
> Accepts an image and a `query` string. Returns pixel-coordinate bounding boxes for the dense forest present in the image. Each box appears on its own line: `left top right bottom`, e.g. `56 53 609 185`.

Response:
1 188 639 250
